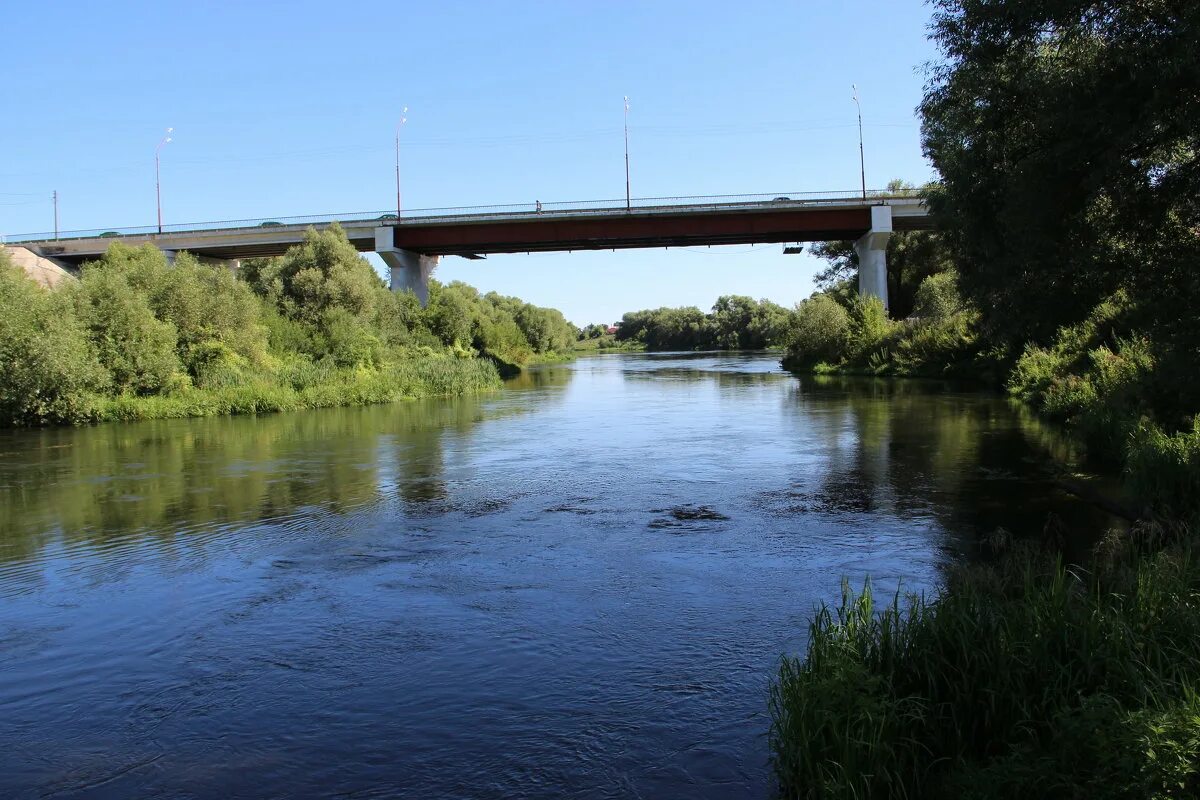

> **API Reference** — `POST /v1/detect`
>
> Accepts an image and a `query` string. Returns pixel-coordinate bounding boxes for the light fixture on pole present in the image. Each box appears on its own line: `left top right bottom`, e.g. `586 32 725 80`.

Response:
396 107 408 218
851 85 866 200
155 127 173 234
623 96 631 211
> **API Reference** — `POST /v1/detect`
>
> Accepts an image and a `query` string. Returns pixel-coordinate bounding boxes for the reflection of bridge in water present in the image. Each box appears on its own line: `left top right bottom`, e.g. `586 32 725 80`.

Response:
6 190 930 309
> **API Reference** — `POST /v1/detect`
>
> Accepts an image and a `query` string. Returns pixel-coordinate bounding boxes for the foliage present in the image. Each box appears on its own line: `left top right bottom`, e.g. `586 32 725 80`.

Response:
920 0 1200 379
783 272 982 378
770 536 1200 798
0 253 107 424
68 255 184 394
614 295 792 351
915 2 1200 515
911 269 962 321
0 226 583 426
239 223 381 324
783 294 851 367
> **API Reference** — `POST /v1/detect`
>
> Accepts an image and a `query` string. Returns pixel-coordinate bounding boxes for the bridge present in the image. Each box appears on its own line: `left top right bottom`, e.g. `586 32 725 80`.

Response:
5 191 931 308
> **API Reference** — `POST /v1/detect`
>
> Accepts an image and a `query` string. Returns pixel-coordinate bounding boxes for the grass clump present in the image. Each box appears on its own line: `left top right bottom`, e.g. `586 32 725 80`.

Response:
770 532 1200 799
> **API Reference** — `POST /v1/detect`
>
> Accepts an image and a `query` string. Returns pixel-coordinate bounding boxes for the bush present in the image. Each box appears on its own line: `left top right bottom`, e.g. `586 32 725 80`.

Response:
68 263 182 394
846 295 893 362
783 294 852 367
912 269 963 321
0 257 108 424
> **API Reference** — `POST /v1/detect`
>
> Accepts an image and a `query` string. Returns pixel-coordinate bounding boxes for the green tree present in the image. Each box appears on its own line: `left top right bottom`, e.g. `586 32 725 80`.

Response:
240 224 382 324
783 293 851 367
69 259 182 394
920 0 1200 352
0 255 108 424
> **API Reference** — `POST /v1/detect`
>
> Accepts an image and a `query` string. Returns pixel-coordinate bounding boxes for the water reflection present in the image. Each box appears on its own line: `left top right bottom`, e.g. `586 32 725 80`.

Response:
780 375 1118 554
0 395 527 573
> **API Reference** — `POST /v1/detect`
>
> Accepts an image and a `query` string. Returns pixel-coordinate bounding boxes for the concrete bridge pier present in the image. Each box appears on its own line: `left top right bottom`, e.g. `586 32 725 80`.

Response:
854 205 893 311
375 227 437 306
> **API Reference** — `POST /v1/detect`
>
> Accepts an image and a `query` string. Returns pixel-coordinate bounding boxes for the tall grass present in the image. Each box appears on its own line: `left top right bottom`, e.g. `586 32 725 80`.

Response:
87 356 500 423
770 532 1200 798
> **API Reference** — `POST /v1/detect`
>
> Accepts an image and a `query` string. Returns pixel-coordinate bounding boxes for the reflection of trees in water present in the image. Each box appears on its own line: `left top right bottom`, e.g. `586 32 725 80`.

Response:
780 376 1118 548
622 367 790 387
501 365 574 391
0 393 541 566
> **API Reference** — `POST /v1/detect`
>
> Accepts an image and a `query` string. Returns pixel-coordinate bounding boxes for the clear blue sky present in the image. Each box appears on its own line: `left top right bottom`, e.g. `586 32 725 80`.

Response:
1 1 939 326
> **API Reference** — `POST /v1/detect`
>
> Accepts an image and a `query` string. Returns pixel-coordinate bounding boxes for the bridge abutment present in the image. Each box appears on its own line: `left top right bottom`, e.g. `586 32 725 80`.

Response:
854 205 892 311
375 227 437 306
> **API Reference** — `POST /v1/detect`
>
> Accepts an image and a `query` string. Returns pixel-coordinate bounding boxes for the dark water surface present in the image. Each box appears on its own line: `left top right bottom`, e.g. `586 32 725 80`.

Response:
0 353 1118 798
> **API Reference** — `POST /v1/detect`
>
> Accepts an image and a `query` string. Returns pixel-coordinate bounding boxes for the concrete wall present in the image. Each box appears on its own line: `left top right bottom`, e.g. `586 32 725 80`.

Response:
3 246 78 288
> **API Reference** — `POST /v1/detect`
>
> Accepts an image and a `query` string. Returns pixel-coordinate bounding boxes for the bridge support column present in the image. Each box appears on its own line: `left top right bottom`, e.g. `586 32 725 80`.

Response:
375 227 437 306
854 205 892 311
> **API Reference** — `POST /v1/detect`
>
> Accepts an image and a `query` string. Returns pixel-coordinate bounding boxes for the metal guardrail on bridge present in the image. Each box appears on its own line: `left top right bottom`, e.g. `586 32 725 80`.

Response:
3 189 926 245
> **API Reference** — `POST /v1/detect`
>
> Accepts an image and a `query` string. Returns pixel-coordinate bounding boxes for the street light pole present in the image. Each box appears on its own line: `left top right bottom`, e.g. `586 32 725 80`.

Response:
852 85 866 200
623 96 631 211
155 127 173 234
52 190 58 240
396 107 407 218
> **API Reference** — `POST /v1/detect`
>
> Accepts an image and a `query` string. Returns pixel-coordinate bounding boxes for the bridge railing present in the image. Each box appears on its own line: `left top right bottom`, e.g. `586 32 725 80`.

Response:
4 189 925 244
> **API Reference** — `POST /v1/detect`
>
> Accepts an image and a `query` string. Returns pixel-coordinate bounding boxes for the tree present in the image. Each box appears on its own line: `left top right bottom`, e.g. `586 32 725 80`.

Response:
920 0 1200 353
69 259 182 394
240 224 383 324
0 255 108 423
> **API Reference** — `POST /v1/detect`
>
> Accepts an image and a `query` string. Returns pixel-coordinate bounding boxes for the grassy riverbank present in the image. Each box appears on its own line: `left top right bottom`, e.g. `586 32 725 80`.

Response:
771 2 1200 796
770 529 1200 798
0 226 575 426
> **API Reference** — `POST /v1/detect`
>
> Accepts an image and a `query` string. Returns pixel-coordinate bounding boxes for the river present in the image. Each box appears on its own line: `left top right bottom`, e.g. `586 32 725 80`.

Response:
0 352 1118 798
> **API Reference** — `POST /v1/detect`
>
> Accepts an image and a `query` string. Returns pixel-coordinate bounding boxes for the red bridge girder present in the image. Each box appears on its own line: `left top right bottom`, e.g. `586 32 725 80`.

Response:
389 207 874 256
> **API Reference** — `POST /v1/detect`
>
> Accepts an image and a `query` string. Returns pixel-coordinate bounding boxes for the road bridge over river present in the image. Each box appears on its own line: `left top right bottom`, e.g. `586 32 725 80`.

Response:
6 191 931 308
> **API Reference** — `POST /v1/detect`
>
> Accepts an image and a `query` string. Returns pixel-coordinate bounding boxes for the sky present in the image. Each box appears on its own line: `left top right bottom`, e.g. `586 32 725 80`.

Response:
1 1 941 326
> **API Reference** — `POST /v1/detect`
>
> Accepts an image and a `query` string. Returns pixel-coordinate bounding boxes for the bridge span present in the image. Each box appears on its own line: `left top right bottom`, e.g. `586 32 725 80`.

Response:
6 191 930 308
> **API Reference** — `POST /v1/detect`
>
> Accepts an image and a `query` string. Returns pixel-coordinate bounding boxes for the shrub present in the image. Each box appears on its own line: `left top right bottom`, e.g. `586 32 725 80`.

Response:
783 294 852 367
846 295 893 362
68 263 182 394
912 269 963 321
0 257 108 424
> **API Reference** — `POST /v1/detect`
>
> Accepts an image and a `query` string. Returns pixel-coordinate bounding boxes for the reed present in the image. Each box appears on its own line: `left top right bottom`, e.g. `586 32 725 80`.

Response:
769 533 1200 798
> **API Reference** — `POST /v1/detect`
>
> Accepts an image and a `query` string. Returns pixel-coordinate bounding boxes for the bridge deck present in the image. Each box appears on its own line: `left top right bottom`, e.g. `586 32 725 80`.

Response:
8 193 931 265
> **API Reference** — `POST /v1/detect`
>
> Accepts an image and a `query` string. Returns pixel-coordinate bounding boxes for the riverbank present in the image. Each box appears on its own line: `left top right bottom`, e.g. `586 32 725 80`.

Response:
770 524 1200 798
0 227 570 427
771 1 1200 794
83 357 501 423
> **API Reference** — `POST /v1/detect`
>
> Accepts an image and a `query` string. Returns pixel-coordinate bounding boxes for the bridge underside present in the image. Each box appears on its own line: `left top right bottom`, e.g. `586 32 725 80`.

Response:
388 207 881 257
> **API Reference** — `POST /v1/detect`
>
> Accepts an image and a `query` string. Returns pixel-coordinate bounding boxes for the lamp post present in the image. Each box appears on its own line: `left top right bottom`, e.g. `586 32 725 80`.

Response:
623 96 631 211
155 127 173 234
52 190 59 240
396 107 408 218
851 85 866 200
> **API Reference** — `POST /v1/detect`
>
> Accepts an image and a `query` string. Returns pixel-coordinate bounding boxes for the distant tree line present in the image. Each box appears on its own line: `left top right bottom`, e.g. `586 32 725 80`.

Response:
586 295 793 351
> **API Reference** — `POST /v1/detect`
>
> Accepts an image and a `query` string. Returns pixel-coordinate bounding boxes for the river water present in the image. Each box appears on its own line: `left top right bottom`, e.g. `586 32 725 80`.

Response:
0 352 1117 798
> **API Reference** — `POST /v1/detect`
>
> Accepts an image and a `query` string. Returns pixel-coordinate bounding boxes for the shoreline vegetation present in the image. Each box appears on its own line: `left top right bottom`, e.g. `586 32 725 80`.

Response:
0 224 576 427
769 2 1200 797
